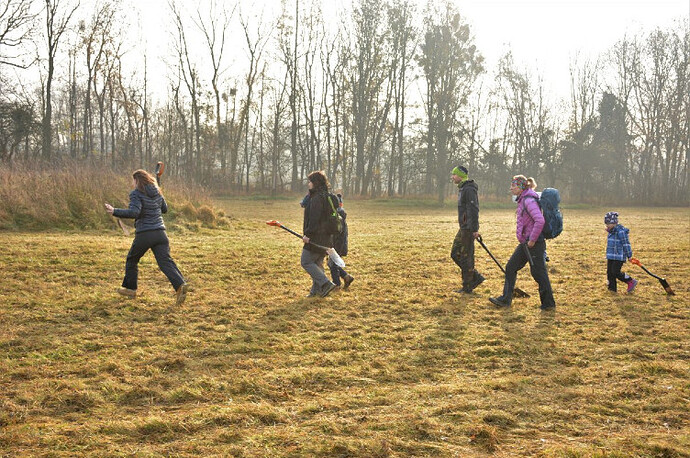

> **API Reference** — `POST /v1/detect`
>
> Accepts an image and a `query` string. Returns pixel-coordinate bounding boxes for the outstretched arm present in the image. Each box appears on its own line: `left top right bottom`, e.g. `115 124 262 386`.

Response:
112 192 143 219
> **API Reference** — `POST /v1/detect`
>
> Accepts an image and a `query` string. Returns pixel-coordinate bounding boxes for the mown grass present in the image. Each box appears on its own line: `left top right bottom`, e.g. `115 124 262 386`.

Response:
0 200 688 456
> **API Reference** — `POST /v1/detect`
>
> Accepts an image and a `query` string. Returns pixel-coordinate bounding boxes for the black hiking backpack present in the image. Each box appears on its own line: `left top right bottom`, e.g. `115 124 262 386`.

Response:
323 192 344 235
529 188 563 239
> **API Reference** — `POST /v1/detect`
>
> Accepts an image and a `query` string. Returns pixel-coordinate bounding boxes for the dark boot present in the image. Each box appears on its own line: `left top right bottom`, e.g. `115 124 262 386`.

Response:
465 273 485 293
489 296 510 307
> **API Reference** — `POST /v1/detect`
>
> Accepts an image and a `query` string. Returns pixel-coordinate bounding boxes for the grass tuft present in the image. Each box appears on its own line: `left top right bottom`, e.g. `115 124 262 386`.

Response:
469 425 500 452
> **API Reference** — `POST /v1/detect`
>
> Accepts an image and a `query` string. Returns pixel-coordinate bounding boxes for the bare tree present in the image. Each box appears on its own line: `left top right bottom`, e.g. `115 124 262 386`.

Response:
41 0 79 159
79 1 115 158
228 11 269 188
419 1 483 202
170 0 202 179
0 0 36 69
297 1 324 174
350 0 392 195
386 0 415 196
195 0 235 176
93 33 122 162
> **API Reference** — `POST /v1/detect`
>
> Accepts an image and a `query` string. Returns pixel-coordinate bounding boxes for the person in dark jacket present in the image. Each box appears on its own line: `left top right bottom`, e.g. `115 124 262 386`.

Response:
301 171 337 298
604 211 637 293
450 165 485 293
489 175 555 310
105 169 188 305
302 192 353 289
328 194 354 289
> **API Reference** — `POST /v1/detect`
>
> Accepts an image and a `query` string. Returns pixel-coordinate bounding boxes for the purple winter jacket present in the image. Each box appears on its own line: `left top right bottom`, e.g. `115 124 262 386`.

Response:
515 188 545 243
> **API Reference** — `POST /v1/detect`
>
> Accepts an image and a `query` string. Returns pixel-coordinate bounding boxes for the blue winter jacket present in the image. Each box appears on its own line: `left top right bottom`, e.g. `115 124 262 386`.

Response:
113 184 167 233
606 224 632 261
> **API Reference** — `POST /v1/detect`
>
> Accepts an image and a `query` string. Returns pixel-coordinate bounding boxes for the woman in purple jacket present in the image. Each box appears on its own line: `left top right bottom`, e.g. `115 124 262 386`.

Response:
489 175 556 310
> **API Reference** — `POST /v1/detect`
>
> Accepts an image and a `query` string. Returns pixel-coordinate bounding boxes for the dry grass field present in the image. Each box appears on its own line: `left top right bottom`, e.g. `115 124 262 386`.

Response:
1 199 688 457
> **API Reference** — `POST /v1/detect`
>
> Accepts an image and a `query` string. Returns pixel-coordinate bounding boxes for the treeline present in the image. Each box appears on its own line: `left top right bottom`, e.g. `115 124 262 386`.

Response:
0 0 688 204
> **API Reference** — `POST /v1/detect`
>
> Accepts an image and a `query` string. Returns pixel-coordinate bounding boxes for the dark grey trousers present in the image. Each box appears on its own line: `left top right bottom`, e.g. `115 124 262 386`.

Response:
301 247 331 295
122 229 185 291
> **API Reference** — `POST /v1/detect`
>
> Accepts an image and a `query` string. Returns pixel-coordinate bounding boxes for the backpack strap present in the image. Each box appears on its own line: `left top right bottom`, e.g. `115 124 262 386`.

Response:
326 193 338 214
520 195 539 218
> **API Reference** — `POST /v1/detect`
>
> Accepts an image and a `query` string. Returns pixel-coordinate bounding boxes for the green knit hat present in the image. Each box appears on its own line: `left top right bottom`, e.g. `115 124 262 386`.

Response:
451 165 468 181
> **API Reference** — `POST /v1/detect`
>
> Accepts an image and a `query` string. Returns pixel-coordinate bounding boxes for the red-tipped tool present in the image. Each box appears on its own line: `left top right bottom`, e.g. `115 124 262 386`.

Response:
630 258 675 295
266 220 345 268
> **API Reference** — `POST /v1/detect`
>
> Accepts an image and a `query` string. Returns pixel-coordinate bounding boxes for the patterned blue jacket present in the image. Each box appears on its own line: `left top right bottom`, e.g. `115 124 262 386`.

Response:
606 224 632 261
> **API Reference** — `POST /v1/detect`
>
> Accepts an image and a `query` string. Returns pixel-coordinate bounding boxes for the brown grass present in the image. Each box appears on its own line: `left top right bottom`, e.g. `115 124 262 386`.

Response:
0 199 688 456
0 163 228 230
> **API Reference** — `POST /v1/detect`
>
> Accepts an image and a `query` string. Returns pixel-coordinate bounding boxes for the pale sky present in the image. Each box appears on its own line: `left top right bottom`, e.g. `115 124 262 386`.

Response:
120 0 689 102
457 0 689 95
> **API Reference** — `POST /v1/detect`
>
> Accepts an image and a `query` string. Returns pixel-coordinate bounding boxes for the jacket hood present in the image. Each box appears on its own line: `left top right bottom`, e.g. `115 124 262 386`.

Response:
144 184 160 198
459 179 478 191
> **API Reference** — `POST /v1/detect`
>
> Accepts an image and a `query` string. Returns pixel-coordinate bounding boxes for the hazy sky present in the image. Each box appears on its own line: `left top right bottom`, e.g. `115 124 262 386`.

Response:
123 0 689 101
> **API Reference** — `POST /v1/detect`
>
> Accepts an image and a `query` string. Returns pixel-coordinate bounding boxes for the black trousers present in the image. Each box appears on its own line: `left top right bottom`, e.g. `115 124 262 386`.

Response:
451 228 481 286
500 239 555 309
607 259 631 291
122 229 185 291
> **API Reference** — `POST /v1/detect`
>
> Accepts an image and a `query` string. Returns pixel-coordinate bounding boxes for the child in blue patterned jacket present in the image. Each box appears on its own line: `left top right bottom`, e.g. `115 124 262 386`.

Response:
605 211 637 293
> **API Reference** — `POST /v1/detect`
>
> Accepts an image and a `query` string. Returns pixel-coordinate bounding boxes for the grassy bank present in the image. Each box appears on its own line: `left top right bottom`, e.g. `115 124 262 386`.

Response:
0 163 229 231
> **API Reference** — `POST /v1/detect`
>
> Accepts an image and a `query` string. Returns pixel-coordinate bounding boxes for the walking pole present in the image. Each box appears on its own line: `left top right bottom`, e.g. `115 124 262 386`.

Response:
477 236 530 298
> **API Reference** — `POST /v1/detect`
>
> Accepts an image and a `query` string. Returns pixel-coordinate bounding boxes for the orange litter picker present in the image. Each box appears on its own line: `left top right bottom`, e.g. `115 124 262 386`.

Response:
630 258 675 295
266 220 346 268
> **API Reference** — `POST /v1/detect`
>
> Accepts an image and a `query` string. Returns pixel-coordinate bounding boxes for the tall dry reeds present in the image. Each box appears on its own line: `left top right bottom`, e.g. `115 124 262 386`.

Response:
0 162 224 231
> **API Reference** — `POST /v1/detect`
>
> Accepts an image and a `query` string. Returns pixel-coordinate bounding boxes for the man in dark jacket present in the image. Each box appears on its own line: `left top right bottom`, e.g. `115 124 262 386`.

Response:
450 165 485 293
301 171 337 298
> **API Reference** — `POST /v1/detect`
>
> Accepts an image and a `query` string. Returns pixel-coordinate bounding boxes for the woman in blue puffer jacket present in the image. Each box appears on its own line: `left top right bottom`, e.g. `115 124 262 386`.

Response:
105 169 188 305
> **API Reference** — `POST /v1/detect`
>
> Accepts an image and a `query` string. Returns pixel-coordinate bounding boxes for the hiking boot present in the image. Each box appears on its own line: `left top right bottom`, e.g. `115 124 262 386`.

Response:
466 273 486 293
540 304 556 311
343 274 355 290
320 282 337 297
626 278 638 293
175 283 188 306
117 287 137 298
489 296 510 307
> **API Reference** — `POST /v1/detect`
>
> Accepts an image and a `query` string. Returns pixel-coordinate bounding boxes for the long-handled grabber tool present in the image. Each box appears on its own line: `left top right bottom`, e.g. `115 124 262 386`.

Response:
477 236 530 298
630 258 675 295
155 161 165 186
266 220 346 268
